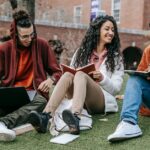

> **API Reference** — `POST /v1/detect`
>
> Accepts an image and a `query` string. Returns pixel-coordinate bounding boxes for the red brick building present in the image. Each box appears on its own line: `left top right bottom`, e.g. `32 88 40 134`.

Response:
0 0 150 66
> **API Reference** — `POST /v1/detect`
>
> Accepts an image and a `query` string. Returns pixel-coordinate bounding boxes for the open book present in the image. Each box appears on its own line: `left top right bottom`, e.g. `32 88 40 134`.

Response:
124 70 150 78
60 63 95 75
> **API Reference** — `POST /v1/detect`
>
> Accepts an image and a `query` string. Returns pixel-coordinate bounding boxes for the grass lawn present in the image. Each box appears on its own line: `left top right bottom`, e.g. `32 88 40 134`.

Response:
0 75 150 150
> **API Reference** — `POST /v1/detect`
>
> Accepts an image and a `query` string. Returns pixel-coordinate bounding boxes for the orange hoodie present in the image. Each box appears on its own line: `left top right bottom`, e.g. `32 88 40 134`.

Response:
137 45 150 116
137 45 150 71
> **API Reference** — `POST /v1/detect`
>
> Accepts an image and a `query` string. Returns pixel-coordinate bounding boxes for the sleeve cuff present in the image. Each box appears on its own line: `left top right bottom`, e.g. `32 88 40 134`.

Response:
51 76 57 85
99 72 108 85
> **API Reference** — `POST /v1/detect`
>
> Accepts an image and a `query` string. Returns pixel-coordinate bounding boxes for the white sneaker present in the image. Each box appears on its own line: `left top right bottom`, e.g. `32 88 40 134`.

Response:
0 122 16 141
107 120 142 142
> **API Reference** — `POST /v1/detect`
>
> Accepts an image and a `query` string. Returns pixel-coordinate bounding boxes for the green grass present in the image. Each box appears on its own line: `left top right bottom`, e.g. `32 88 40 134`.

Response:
0 74 150 150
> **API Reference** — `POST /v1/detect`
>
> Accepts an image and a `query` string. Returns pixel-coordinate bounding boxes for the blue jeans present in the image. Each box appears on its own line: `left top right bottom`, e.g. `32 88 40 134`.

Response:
121 76 150 124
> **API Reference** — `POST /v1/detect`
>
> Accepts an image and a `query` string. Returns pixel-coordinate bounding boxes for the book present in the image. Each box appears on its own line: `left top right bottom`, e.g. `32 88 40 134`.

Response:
124 70 150 78
50 133 79 144
60 63 96 75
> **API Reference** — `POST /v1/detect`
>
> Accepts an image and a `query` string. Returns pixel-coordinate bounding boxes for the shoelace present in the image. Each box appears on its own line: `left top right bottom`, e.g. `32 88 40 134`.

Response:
74 113 81 120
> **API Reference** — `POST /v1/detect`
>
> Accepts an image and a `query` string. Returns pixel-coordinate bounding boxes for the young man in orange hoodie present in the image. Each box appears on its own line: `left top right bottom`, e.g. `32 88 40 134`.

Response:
108 43 150 142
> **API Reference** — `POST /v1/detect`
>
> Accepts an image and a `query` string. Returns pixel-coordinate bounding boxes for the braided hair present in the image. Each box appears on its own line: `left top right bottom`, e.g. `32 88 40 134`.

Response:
73 15 121 72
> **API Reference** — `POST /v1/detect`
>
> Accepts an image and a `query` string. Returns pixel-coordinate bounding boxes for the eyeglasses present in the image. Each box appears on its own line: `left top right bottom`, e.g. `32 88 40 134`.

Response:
18 32 35 40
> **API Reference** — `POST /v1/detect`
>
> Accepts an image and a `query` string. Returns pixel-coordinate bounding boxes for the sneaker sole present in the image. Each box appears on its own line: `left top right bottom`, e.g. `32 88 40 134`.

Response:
108 132 142 142
0 132 15 141
62 110 80 135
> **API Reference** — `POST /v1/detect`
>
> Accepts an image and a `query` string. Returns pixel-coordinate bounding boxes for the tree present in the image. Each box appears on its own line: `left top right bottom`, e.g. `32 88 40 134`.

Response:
22 0 35 22
9 0 35 22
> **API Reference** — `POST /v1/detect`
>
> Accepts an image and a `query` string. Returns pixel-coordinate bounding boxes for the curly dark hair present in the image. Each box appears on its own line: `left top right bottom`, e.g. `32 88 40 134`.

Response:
73 15 121 72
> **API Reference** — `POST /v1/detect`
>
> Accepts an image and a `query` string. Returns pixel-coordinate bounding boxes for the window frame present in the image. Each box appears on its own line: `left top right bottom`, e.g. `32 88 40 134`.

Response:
73 5 82 24
112 0 121 23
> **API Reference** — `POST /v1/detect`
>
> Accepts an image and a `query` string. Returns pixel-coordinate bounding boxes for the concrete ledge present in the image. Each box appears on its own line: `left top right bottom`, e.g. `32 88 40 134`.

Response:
119 28 150 36
35 20 88 29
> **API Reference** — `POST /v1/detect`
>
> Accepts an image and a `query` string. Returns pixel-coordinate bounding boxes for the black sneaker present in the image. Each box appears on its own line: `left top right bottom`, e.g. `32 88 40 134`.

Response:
28 111 51 133
62 109 80 135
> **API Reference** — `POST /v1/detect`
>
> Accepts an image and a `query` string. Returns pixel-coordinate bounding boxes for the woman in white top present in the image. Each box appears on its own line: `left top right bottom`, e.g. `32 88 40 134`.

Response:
29 15 124 135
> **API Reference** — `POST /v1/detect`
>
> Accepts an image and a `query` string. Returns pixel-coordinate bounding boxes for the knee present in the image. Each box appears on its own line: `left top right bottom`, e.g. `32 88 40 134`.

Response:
41 99 47 109
33 95 47 111
62 72 74 80
38 96 47 105
74 71 88 81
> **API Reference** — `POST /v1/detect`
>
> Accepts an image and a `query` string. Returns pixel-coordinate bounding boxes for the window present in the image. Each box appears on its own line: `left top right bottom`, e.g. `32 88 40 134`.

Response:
112 0 121 23
57 9 65 22
74 6 82 24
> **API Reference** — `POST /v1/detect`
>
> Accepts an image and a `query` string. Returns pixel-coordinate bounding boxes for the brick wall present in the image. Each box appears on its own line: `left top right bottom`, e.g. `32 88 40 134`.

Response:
1 21 150 60
1 0 150 64
101 0 112 16
143 0 150 30
35 0 91 25
0 0 150 30
120 32 150 51
36 24 86 57
101 0 150 30
119 0 144 30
